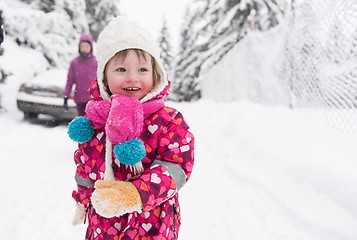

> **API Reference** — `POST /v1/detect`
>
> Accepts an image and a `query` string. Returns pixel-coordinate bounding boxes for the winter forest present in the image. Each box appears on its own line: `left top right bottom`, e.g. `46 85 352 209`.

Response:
1 0 357 239
0 0 288 101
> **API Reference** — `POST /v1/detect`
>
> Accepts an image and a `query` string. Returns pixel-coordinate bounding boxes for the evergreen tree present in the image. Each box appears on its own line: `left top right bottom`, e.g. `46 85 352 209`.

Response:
85 0 120 41
18 0 34 3
174 0 285 101
158 17 174 80
173 0 217 101
60 0 89 34
224 0 285 32
197 0 285 71
38 0 55 13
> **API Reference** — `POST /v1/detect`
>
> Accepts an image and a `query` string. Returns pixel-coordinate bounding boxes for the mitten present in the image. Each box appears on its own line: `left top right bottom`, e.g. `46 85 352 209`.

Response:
85 100 111 129
72 203 86 225
91 180 143 218
106 94 146 170
106 94 144 144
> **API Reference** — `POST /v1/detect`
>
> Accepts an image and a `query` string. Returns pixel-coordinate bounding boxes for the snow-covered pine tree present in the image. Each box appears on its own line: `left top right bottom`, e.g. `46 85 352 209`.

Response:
227 0 285 31
85 0 120 41
199 0 285 71
174 0 285 101
158 16 174 80
38 0 55 13
172 1 209 101
58 0 88 34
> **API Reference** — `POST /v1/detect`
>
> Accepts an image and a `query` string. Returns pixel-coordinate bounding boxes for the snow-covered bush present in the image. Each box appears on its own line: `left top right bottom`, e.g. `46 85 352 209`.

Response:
1 0 120 68
2 0 88 68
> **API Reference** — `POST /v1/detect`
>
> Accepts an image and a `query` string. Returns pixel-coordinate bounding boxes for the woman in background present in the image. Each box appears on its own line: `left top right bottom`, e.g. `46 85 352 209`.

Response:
64 33 97 116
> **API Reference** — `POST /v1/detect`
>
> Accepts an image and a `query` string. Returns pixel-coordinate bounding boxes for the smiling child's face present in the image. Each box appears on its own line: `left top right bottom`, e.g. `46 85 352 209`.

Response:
105 50 154 100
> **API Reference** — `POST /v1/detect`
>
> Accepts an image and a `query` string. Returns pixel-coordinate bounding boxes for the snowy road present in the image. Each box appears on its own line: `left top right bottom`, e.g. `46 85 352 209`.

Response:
1 100 357 240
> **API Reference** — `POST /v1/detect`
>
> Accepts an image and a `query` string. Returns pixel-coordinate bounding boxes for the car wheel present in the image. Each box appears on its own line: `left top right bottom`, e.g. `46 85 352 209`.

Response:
24 112 39 120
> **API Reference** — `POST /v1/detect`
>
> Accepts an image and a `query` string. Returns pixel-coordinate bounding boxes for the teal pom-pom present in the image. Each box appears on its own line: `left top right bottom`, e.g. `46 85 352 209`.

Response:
67 116 94 143
114 139 146 166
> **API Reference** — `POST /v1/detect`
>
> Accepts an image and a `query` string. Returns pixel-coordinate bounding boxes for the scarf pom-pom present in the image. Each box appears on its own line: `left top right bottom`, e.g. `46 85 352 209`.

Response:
68 116 94 143
114 139 146 166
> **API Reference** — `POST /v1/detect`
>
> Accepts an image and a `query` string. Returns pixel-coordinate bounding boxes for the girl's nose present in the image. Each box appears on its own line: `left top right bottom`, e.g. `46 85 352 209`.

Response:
125 71 137 82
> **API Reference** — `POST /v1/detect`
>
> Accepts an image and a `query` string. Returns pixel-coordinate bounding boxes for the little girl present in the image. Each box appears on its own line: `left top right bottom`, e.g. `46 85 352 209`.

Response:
68 16 194 240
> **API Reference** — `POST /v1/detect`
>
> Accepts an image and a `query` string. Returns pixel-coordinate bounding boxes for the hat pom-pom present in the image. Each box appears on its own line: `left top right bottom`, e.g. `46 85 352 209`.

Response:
114 139 146 166
68 116 94 143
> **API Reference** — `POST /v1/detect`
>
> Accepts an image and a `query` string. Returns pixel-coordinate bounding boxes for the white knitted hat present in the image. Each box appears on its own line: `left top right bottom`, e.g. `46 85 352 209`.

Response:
96 16 168 103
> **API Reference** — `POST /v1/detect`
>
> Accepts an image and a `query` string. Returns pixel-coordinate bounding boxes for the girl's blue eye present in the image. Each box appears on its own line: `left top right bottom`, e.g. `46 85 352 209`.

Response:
117 67 126 72
138 68 148 72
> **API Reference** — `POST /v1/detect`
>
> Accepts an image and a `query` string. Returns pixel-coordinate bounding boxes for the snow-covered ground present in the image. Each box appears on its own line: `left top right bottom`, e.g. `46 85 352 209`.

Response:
1 77 357 239
1 17 357 239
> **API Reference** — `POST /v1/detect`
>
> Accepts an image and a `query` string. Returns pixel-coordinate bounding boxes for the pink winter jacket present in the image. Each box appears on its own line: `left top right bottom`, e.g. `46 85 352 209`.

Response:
72 81 194 240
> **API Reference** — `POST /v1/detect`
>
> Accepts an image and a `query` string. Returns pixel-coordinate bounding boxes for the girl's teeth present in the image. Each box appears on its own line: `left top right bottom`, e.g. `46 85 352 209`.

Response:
125 88 139 91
